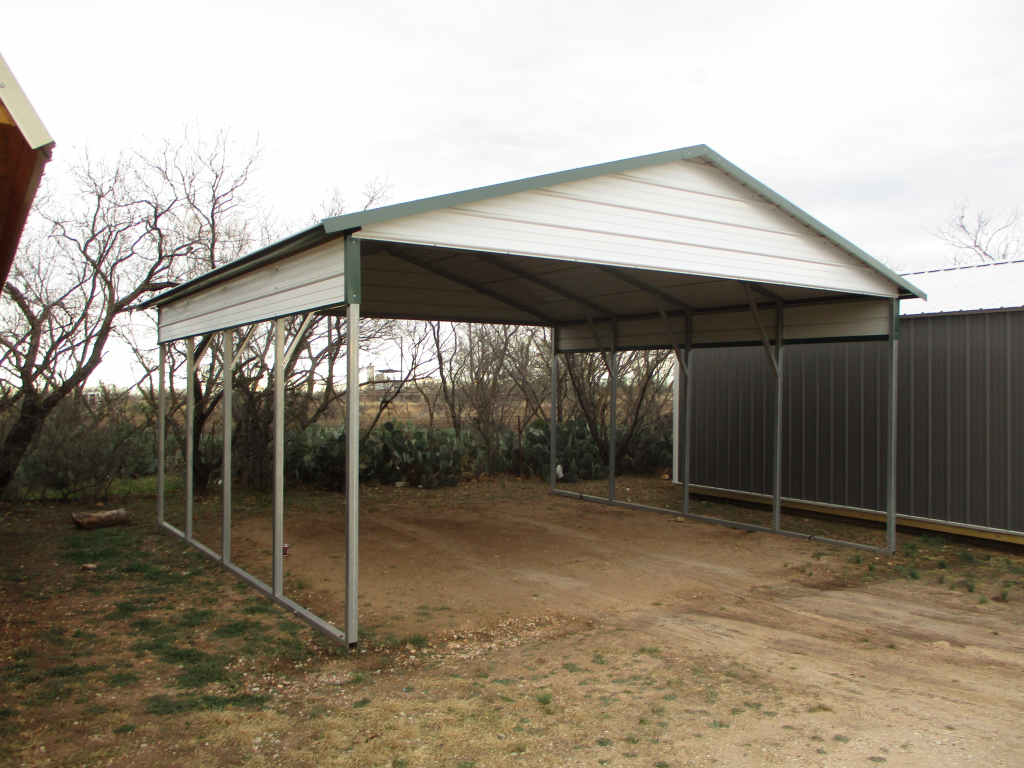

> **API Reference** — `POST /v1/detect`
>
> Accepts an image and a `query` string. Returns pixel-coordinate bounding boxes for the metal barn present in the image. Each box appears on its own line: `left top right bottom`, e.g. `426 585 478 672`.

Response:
144 145 923 645
678 259 1024 543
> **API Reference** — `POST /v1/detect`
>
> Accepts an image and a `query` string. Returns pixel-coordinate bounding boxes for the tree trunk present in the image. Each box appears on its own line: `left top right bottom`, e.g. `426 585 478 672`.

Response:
0 393 56 495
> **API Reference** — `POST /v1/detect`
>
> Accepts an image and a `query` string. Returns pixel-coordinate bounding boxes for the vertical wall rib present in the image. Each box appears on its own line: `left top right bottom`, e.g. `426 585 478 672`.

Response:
687 310 1024 536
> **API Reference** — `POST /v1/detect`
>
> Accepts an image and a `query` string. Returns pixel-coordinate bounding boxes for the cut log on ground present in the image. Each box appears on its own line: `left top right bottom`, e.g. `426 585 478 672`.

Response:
71 509 131 530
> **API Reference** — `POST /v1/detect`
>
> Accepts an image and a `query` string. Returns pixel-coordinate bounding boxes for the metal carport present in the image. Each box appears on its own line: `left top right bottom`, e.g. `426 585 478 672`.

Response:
144 144 924 646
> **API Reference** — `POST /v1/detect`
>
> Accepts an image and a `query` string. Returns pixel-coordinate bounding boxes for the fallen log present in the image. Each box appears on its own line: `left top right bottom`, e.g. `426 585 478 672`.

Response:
71 509 131 530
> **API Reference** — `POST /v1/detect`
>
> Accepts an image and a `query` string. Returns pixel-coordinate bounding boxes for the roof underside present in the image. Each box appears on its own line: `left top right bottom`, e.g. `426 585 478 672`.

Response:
153 147 918 349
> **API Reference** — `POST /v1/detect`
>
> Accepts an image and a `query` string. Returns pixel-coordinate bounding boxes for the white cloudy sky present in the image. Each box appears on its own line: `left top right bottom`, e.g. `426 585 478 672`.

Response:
3 0 1023 381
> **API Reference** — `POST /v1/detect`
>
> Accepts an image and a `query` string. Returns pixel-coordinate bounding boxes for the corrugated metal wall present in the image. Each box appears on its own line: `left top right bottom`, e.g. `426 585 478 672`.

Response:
687 310 1024 535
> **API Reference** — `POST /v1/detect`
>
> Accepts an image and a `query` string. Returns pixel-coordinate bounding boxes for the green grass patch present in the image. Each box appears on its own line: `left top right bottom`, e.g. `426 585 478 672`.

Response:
145 692 266 715
240 597 277 615
112 723 136 734
107 671 140 687
176 609 216 628
210 619 265 639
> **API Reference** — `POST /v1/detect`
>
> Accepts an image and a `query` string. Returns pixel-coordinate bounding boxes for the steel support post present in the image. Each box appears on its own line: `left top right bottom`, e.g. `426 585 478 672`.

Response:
345 302 360 647
273 319 284 597
222 329 233 563
681 312 693 516
157 343 166 525
185 337 195 540
608 323 617 501
772 303 784 532
672 356 680 485
549 327 558 492
886 299 899 553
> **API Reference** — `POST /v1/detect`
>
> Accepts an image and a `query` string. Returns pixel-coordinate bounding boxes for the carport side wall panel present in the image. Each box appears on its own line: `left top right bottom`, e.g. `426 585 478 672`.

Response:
555 298 893 353
157 239 347 342
686 310 1024 536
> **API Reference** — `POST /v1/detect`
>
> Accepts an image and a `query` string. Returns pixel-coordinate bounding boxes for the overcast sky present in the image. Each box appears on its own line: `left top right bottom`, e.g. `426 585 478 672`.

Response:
3 0 1023 381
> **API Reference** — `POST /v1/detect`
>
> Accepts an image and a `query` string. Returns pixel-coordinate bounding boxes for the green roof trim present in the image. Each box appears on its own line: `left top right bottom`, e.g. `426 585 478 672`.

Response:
143 144 925 310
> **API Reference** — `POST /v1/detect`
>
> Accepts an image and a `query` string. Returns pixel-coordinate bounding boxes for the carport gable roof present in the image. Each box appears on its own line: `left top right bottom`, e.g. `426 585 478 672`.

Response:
147 145 923 345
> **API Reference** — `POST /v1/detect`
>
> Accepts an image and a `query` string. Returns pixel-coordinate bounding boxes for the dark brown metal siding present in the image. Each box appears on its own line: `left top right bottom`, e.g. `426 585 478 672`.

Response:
688 310 1024 534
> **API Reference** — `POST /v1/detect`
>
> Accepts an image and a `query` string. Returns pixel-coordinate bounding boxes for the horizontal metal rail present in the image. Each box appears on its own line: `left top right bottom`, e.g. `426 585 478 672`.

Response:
159 521 347 644
689 483 1024 545
551 489 889 554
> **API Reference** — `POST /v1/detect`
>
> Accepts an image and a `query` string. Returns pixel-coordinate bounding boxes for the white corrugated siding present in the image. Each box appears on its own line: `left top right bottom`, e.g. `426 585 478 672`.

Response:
356 160 898 298
159 240 346 342
556 299 892 352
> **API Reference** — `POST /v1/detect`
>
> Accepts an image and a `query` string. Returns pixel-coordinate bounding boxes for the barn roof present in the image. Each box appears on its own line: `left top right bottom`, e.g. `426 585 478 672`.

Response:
900 259 1024 316
0 51 54 286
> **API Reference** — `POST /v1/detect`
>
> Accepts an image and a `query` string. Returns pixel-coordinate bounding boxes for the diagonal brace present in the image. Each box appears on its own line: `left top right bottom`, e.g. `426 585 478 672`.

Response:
744 285 780 378
231 325 260 367
654 297 690 377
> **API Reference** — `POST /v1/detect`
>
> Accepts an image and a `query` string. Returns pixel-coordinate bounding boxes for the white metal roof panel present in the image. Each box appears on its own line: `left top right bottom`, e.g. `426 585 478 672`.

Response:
355 160 900 299
899 260 1024 316
150 146 916 346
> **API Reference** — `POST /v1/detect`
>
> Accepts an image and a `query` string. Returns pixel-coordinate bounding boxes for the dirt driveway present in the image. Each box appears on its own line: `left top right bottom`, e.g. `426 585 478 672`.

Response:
213 477 1024 767
4 477 1023 767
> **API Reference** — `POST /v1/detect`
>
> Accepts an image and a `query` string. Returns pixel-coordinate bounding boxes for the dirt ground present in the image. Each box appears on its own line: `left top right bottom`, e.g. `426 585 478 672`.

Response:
3 476 1024 767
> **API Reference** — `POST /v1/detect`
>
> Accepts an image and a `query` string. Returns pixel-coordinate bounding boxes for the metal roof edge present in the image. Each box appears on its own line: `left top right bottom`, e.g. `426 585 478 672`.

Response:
697 149 927 301
146 144 926 311
0 51 54 151
140 225 334 309
321 145 713 234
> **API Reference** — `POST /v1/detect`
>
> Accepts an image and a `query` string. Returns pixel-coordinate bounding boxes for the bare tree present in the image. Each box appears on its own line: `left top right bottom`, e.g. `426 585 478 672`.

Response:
128 148 396 493
563 349 672 470
0 152 195 494
431 321 468 435
937 199 1023 263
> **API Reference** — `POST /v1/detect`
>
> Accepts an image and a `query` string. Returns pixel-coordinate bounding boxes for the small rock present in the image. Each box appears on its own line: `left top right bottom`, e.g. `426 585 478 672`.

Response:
82 563 98 571
661 473 670 480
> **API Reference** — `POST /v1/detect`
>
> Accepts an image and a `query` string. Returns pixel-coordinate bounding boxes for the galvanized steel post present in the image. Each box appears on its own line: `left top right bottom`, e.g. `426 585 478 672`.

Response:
886 298 899 553
157 343 166 525
682 311 693 516
273 319 285 597
222 329 233 564
772 303 784 532
345 301 361 647
185 337 195 540
609 322 617 501
550 327 558 492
